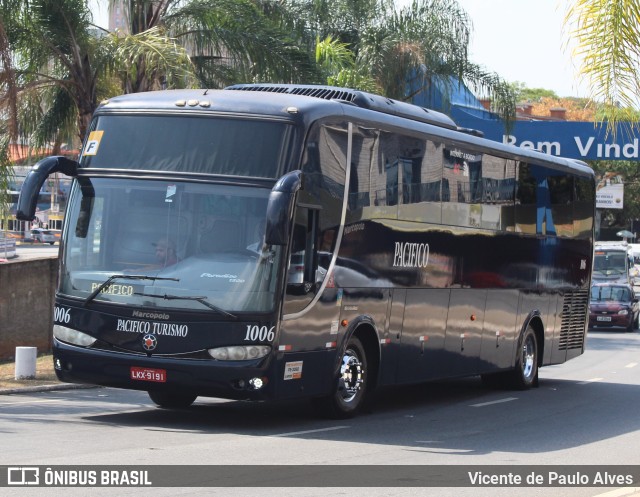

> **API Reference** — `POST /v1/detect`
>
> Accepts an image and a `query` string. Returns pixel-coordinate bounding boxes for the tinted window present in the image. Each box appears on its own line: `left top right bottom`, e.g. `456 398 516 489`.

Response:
442 147 483 228
399 137 443 224
347 126 398 222
574 176 595 239
515 162 538 235
81 115 296 179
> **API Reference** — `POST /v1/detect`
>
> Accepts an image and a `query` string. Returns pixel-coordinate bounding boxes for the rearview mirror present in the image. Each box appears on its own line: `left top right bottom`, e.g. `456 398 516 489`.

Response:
265 170 302 246
16 156 78 221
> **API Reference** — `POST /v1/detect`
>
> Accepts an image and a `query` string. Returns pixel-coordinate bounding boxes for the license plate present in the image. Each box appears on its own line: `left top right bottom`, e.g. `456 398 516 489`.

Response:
130 367 166 383
596 316 612 322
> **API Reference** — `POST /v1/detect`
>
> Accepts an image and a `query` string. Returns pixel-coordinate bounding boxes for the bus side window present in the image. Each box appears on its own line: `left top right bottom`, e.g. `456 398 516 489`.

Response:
286 205 320 297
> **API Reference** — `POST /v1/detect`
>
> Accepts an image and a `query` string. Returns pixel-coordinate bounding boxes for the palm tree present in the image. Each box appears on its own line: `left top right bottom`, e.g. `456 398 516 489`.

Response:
565 0 640 136
270 0 515 121
110 0 320 91
0 0 197 226
0 0 196 145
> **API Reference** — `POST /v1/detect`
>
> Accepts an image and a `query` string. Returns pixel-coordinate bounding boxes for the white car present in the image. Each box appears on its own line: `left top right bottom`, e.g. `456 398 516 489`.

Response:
31 228 57 245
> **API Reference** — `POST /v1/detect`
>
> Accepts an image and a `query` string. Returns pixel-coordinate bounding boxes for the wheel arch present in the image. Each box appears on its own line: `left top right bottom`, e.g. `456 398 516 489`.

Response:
339 316 381 391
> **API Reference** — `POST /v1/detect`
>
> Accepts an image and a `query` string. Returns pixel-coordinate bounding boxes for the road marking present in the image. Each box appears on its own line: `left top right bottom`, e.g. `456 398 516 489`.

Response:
625 362 638 368
0 398 61 407
470 397 517 407
578 377 603 385
271 426 349 437
593 487 640 497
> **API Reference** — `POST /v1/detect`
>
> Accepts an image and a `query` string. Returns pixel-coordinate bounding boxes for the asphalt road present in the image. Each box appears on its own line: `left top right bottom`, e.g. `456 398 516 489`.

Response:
1 330 639 496
10 242 59 260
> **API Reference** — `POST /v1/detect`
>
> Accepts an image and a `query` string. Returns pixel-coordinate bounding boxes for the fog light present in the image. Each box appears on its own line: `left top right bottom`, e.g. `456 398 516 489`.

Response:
249 377 264 390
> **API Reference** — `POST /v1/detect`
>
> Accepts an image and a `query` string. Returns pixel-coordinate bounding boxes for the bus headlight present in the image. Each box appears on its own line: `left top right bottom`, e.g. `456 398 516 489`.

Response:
53 325 97 347
208 345 271 361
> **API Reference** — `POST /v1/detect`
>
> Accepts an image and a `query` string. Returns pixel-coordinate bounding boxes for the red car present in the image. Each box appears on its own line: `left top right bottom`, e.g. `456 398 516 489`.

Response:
589 283 639 332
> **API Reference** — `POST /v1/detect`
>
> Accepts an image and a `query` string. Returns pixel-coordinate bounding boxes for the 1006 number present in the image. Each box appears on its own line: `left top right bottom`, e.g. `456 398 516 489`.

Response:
244 325 275 342
54 306 71 324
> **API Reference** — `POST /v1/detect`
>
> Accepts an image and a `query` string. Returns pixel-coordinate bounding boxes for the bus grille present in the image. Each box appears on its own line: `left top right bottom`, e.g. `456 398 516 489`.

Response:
226 84 357 102
559 290 589 350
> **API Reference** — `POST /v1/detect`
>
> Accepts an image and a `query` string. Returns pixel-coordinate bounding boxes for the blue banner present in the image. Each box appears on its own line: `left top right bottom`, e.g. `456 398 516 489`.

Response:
452 107 640 161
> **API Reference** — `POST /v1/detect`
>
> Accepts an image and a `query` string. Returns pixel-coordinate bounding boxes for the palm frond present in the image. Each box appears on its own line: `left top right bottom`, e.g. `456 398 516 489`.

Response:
566 0 640 136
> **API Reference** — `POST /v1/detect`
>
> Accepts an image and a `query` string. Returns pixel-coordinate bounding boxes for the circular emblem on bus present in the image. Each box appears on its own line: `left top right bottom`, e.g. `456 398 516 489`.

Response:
142 334 157 351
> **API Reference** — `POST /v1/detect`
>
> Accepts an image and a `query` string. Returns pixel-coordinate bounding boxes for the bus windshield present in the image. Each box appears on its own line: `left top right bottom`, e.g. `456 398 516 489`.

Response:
61 178 282 313
593 251 628 275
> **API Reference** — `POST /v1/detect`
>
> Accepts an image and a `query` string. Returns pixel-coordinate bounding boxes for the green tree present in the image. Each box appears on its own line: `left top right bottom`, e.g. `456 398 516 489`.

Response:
274 0 515 121
566 0 640 135
0 0 196 145
0 0 197 223
508 82 559 102
591 160 640 237
110 0 320 91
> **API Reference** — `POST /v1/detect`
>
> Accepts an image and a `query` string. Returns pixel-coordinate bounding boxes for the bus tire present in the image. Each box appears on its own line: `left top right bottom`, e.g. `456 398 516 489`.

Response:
148 391 197 408
318 336 368 419
509 326 538 390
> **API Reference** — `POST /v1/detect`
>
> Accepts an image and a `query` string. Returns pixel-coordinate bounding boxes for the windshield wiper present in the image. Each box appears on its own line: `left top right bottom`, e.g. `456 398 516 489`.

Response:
84 274 179 307
134 292 237 319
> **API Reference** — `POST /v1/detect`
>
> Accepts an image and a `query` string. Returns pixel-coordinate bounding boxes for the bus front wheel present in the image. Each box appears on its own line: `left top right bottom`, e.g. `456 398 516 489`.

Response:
317 336 368 418
148 391 197 408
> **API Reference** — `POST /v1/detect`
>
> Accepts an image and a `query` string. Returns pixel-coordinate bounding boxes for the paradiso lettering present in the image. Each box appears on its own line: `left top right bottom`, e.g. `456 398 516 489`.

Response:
393 242 430 268
116 319 189 337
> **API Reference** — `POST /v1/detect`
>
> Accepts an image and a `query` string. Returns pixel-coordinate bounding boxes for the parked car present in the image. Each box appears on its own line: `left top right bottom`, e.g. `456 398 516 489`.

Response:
589 283 639 332
30 228 56 245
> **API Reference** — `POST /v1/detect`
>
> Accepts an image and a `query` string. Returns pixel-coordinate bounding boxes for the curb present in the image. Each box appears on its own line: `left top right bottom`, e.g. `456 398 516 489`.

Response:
0 383 98 395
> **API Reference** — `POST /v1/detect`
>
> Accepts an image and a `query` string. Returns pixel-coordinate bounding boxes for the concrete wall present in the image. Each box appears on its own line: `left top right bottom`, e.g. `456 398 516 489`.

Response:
0 257 57 359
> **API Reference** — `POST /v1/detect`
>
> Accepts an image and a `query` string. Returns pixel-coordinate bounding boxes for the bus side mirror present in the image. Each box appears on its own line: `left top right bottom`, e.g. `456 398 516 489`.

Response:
16 156 78 221
265 170 302 246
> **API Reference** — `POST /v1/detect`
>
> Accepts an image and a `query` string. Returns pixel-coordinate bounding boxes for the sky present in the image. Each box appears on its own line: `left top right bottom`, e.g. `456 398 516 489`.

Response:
89 0 587 98
453 0 587 98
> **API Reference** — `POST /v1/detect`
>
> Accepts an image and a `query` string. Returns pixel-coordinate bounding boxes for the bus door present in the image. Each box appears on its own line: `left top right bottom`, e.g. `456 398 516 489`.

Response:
396 289 449 383
443 289 486 376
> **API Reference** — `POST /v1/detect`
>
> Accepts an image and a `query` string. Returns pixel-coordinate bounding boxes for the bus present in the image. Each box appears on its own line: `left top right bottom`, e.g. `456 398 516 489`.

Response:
592 241 633 285
17 84 595 417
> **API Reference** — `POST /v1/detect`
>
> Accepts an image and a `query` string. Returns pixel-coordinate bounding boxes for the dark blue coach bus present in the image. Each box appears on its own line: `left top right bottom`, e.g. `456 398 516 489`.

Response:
17 84 595 417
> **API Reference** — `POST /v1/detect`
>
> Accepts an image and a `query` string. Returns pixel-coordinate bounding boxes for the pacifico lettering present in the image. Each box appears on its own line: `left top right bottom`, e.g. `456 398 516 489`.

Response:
393 242 429 268
116 319 188 337
91 282 134 296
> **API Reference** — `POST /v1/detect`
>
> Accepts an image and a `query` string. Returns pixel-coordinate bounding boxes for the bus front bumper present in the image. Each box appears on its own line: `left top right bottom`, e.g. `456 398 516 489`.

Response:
53 339 275 401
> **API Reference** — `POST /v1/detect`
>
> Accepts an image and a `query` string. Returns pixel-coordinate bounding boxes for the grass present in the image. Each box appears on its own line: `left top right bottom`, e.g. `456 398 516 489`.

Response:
0 353 59 390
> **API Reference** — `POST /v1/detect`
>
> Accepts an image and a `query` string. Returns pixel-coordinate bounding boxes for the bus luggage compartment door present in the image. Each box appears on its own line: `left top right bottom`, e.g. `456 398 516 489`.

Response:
443 289 486 377
396 289 449 383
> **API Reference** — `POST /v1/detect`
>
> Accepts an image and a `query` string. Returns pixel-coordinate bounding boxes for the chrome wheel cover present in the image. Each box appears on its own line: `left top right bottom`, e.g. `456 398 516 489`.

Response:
338 348 364 403
522 334 536 380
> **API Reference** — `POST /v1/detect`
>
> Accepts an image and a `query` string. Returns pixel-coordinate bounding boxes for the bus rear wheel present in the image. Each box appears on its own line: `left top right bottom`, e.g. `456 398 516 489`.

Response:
317 336 368 418
148 391 197 408
509 326 538 389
